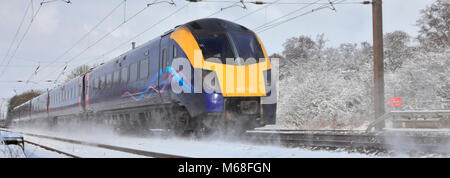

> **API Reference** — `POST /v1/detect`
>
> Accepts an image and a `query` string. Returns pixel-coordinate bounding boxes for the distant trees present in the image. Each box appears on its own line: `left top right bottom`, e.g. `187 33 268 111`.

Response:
282 35 317 63
416 0 450 50
277 35 374 129
7 90 42 113
383 30 412 72
275 0 450 129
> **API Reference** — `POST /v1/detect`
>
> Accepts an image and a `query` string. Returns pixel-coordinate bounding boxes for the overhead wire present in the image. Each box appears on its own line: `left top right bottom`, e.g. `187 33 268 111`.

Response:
255 0 346 33
0 1 32 70
74 2 190 70
233 0 281 21
42 1 185 84
38 1 166 84
207 0 246 18
0 0 42 79
26 0 126 83
252 0 322 32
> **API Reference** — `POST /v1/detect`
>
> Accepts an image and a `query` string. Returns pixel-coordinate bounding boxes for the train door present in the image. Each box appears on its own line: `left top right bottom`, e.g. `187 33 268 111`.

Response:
158 36 171 104
79 76 85 112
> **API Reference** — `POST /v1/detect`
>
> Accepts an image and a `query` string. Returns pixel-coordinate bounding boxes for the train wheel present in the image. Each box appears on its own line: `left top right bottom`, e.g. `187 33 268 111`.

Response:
171 108 191 136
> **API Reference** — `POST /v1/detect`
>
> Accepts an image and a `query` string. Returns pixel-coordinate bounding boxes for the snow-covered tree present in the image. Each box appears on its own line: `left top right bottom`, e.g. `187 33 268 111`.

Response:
384 31 412 72
416 0 450 50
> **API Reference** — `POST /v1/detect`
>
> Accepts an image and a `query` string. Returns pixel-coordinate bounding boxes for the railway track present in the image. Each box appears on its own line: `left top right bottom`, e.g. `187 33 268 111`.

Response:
245 129 450 154
24 140 80 158
3 128 449 157
1 129 187 158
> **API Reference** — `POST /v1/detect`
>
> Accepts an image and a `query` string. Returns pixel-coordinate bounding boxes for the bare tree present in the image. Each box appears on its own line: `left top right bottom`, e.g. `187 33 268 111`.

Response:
7 90 42 113
64 65 94 82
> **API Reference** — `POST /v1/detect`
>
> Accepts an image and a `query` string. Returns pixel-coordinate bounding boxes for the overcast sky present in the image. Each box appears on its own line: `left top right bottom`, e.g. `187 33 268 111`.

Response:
0 0 434 101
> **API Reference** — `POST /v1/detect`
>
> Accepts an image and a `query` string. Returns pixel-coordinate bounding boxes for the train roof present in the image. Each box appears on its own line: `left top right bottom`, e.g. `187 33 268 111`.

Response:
184 18 252 33
89 18 251 73
31 92 48 102
27 18 253 100
12 100 31 110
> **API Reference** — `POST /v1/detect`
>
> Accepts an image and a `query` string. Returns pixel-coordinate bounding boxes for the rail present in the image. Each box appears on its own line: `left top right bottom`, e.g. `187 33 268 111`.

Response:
0 128 187 158
366 110 450 132
247 129 450 154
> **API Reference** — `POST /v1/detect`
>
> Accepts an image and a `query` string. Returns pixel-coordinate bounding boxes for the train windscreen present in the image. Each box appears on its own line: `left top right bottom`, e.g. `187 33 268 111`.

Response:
197 33 235 63
231 33 265 62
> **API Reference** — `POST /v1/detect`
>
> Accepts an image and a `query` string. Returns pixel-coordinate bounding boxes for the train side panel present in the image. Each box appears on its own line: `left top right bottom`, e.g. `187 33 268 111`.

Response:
48 77 83 121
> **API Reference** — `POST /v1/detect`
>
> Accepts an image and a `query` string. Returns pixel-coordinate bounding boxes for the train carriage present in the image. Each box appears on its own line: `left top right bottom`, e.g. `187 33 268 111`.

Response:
30 92 49 122
48 77 84 124
10 101 31 126
7 18 277 134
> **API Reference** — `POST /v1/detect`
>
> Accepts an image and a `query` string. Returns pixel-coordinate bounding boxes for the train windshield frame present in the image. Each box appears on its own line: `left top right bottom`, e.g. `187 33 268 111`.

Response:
230 32 265 62
196 32 235 64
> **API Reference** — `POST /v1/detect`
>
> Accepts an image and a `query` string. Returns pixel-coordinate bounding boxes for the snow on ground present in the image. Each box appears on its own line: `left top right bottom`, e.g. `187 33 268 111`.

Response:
1 130 70 158
24 135 144 158
23 143 70 158
7 126 382 158
0 145 26 158
0 130 25 158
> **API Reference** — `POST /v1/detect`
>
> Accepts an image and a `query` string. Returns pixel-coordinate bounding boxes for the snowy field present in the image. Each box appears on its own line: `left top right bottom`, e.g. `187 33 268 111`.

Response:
3 123 450 158
0 131 68 158
2 126 387 158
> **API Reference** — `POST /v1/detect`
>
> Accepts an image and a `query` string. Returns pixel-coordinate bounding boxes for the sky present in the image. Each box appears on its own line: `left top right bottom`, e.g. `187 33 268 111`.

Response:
0 0 434 105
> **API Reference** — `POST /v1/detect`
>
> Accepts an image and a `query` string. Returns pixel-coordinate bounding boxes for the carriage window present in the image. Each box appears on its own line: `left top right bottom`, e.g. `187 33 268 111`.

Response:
140 59 148 79
130 63 138 81
196 33 234 63
106 73 112 88
113 70 120 85
98 77 102 90
102 75 106 89
121 67 128 84
172 45 177 58
99 75 105 89
230 33 265 62
162 49 167 72
94 78 99 90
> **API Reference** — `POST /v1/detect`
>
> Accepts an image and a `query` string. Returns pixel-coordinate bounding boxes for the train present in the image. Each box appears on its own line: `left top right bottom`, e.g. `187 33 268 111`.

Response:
7 18 277 134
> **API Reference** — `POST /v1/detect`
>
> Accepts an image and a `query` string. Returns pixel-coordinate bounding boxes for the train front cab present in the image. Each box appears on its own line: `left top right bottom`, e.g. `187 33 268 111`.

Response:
169 18 276 131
